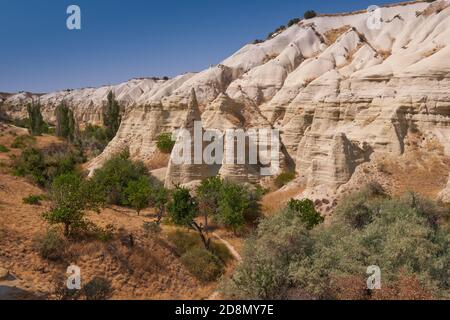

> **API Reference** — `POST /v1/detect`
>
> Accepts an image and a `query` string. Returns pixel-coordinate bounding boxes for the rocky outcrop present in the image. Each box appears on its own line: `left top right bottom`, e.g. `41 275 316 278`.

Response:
4 1 450 197
438 175 450 202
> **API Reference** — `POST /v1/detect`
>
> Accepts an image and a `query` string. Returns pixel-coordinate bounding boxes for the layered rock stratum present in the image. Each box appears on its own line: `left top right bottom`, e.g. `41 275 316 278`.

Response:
2 0 450 199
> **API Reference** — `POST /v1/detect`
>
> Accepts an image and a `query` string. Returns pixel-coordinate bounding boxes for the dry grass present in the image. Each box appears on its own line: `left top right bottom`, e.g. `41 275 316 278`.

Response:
146 150 170 170
261 184 305 215
324 26 351 45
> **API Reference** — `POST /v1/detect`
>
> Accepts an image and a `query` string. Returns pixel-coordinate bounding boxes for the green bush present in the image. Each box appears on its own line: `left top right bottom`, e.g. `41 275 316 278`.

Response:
223 186 450 300
156 132 175 154
287 18 300 27
23 194 45 205
287 198 323 229
33 228 67 261
83 277 113 300
90 150 148 205
274 171 295 188
0 144 9 153
181 247 224 282
304 10 317 19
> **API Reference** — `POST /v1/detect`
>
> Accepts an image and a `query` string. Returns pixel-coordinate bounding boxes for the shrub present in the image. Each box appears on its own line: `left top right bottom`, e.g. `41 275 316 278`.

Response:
142 221 161 237
83 277 113 300
156 132 175 154
287 17 300 27
274 171 295 188
124 176 152 215
79 124 109 155
0 144 9 153
181 247 224 282
304 10 317 19
91 150 148 205
12 147 46 185
103 91 121 141
223 185 450 300
287 198 323 229
23 194 45 205
13 118 29 129
33 228 67 261
12 144 84 187
10 134 35 149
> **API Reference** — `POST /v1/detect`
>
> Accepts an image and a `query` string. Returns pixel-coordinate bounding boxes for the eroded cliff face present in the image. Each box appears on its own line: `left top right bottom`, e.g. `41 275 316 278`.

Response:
3 1 450 198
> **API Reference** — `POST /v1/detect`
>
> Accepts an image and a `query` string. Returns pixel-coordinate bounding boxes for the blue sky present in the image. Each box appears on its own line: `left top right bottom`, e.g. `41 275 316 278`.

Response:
0 0 398 93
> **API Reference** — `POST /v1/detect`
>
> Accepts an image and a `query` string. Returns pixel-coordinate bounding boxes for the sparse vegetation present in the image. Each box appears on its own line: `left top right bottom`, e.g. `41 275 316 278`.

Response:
83 277 113 300
274 171 295 188
10 134 35 149
180 247 224 282
78 124 109 155
0 144 9 152
167 230 230 282
33 228 67 261
23 194 45 205
287 18 300 27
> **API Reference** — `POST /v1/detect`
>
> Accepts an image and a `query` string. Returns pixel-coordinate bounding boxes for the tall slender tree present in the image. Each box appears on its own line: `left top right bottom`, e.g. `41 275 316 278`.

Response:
55 102 78 142
103 91 121 141
27 100 46 136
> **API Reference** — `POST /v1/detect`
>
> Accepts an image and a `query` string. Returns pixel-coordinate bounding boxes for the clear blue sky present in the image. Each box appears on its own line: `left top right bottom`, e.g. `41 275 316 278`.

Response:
0 0 398 93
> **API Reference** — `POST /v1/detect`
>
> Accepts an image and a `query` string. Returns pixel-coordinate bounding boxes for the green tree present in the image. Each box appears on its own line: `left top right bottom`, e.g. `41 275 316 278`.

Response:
55 102 77 142
156 132 175 154
217 181 262 234
196 175 223 231
149 185 169 223
103 91 121 141
167 186 210 249
287 198 323 229
27 100 46 136
124 176 152 215
43 173 104 237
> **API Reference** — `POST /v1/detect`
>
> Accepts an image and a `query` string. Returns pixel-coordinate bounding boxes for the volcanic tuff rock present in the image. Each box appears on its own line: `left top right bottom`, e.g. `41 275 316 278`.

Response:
3 1 450 197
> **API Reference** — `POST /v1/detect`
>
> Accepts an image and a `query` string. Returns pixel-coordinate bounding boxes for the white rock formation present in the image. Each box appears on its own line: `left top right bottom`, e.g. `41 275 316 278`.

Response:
3 1 450 196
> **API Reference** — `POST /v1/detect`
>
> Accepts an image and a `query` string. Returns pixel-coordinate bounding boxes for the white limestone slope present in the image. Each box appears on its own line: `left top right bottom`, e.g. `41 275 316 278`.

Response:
3 1 450 197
